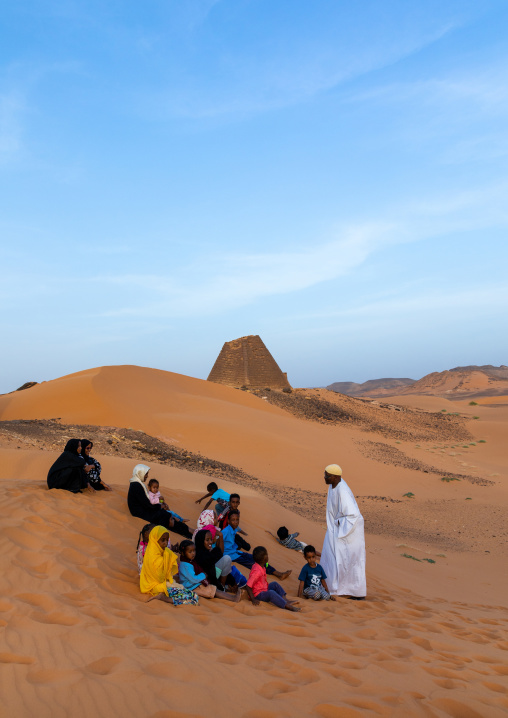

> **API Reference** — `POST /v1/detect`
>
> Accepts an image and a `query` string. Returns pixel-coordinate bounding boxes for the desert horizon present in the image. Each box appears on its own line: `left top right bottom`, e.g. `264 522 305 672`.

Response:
3 3 508 716
1 363 507 717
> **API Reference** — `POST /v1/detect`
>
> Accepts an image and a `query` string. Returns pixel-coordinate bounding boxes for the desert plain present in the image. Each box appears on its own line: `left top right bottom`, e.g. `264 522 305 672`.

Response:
0 365 507 718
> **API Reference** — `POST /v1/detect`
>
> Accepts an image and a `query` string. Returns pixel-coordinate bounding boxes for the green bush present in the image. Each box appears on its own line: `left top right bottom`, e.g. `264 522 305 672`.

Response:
469 401 478 406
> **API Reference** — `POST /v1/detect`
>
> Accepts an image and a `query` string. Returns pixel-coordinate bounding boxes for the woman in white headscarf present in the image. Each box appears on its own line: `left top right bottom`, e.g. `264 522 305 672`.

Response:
127 464 192 538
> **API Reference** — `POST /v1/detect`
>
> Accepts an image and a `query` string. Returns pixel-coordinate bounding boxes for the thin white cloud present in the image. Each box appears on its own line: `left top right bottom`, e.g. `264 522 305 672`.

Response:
140 15 461 120
94 179 508 320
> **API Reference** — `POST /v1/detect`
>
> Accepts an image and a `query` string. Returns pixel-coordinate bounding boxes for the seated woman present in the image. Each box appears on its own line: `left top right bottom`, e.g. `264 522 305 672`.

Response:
140 526 198 606
81 439 111 491
127 464 193 538
47 439 93 493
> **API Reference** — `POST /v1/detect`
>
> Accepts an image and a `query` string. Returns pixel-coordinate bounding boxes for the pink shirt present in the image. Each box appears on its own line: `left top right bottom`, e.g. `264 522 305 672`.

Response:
247 562 268 597
148 490 161 505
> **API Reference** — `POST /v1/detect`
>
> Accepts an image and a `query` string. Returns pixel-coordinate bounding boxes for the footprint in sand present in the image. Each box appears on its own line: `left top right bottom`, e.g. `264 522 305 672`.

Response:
216 636 251 654
344 697 392 715
84 656 122 675
217 653 242 665
0 652 35 665
483 681 507 694
102 628 134 639
246 653 277 671
26 668 79 685
274 625 314 638
324 667 362 687
31 611 79 626
314 704 364 717
256 680 297 699
431 698 486 718
297 651 335 665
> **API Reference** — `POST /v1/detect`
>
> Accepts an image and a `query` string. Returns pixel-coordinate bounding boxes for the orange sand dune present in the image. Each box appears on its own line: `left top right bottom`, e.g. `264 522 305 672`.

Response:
0 365 456 495
1 452 508 718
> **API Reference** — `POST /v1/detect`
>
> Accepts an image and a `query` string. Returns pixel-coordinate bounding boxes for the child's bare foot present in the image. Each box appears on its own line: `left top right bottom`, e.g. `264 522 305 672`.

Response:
274 570 292 580
330 595 340 602
286 599 300 604
146 593 172 604
284 603 302 612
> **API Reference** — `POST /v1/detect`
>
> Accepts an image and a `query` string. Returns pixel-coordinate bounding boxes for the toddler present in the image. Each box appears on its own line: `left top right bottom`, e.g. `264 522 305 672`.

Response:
245 546 300 612
298 545 330 601
147 478 187 523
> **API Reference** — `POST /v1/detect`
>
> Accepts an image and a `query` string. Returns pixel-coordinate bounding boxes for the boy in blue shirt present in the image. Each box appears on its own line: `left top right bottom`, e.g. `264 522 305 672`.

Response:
195 481 230 516
298 545 330 601
222 510 291 581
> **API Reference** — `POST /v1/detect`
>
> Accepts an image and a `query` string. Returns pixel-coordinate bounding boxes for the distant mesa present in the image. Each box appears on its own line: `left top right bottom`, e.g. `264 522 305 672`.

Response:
328 365 508 399
208 335 291 390
395 364 508 399
327 378 415 398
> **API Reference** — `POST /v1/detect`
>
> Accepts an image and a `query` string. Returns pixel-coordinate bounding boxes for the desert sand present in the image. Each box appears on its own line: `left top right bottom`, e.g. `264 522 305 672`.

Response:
1 366 507 718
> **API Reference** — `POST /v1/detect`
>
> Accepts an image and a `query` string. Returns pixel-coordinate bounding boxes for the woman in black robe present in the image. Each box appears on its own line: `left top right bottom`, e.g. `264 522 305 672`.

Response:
47 439 91 493
81 439 111 491
127 463 193 538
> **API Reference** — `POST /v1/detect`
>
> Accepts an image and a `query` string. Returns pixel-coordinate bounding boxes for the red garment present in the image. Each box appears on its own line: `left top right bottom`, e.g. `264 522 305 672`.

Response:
247 562 268 597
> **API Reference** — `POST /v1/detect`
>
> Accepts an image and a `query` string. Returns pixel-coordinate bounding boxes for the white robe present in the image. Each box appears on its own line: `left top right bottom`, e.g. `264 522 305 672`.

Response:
321 479 366 597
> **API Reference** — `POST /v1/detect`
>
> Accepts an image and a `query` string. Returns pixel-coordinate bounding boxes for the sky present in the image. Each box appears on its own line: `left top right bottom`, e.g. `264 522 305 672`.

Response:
1 0 508 393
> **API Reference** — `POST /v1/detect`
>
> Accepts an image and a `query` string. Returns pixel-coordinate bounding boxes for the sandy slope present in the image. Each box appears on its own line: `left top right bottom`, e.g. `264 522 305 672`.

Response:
1 454 508 718
1 367 508 717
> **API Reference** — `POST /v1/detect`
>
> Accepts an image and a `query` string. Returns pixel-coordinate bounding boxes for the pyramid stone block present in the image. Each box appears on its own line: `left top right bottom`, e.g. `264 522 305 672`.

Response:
207 335 291 390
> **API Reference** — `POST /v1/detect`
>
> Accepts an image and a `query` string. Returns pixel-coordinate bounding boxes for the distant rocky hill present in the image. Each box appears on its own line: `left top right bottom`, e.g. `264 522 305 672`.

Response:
327 378 415 398
397 365 508 398
327 365 508 399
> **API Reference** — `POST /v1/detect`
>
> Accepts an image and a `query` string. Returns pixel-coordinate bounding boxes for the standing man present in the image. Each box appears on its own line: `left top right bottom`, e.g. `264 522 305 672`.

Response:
320 464 366 600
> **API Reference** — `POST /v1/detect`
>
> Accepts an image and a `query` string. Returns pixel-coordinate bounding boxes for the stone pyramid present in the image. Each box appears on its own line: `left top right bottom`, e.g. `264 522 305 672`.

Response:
207 335 291 390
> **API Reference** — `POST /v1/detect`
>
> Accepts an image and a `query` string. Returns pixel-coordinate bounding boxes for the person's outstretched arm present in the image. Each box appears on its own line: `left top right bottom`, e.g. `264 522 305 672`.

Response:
321 578 330 593
297 580 304 598
195 491 213 505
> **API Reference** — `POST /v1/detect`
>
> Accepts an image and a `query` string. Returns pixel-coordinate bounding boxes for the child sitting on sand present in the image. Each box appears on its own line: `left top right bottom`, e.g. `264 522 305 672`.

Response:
178 540 241 603
245 546 301 612
297 545 330 601
195 481 230 516
216 494 247 535
136 523 156 574
140 526 199 606
147 479 189 524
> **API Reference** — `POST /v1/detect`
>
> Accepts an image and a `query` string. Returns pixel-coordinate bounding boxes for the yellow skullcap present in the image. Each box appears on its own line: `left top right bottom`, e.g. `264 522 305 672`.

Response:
325 464 342 476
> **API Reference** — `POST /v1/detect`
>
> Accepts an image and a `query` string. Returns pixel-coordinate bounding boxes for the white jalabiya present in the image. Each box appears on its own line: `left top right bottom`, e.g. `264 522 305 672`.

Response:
320 479 366 597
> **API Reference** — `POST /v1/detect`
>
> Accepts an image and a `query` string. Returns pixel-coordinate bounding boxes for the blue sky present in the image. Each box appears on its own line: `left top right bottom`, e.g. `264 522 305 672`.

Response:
1 0 507 393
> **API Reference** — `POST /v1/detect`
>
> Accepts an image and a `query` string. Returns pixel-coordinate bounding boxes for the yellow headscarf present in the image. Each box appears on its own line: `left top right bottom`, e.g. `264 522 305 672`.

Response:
139 525 178 596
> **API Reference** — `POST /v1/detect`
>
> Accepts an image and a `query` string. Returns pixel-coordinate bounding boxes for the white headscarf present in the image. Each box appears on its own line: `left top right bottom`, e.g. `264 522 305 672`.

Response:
130 463 151 499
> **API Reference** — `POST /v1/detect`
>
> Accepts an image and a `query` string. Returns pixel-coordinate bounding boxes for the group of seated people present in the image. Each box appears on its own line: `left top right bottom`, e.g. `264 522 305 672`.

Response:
130 467 332 611
47 442 331 612
47 439 111 493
